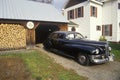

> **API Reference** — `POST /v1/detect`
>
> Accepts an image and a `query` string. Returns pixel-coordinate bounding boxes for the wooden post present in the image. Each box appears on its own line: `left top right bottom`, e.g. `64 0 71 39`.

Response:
26 22 40 49
26 29 31 49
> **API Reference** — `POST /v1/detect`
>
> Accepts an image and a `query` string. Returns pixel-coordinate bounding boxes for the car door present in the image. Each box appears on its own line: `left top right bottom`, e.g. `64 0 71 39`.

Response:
59 33 76 53
56 33 66 50
50 33 61 49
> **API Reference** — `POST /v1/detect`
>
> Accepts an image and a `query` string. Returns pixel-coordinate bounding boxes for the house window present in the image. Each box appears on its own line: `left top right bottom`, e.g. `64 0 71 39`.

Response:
90 6 97 17
78 6 84 17
118 3 120 9
96 26 101 31
102 24 112 36
68 10 74 20
75 6 84 18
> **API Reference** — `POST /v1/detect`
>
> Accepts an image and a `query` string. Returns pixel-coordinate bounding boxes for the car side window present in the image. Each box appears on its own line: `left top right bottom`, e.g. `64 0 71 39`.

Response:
66 33 84 40
58 34 65 39
51 33 58 39
66 34 74 40
75 33 83 39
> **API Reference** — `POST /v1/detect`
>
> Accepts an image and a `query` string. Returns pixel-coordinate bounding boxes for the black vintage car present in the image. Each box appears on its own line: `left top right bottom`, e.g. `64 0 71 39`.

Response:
43 31 114 66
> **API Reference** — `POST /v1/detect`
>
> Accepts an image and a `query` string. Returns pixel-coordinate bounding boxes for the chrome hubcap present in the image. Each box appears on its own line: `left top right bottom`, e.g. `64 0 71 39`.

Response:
78 55 86 64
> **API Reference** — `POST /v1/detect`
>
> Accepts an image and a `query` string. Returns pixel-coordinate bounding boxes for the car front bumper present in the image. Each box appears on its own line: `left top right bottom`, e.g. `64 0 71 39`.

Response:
90 53 114 64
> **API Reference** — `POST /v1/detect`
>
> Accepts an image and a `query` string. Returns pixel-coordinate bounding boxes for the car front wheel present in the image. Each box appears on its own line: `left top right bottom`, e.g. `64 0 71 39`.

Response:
77 53 90 66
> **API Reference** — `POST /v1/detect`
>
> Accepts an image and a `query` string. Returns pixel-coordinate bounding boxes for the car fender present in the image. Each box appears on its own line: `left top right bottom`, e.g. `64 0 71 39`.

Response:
64 44 97 54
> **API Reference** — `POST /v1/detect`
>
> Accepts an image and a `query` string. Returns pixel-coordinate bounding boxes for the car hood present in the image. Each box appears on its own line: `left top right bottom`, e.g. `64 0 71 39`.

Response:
66 39 108 47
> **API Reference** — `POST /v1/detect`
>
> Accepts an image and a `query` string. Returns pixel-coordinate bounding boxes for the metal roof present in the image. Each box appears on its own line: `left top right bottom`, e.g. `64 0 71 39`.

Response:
0 0 68 23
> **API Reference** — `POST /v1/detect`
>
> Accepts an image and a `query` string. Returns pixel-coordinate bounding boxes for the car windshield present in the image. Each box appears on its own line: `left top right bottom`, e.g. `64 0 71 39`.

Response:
65 33 84 40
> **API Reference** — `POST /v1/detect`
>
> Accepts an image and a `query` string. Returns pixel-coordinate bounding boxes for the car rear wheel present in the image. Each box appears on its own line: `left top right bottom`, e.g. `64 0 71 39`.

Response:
77 53 90 66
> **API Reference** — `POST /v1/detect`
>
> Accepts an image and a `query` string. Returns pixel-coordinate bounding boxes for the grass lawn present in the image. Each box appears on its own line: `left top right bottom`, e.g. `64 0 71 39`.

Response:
0 50 87 80
110 43 120 62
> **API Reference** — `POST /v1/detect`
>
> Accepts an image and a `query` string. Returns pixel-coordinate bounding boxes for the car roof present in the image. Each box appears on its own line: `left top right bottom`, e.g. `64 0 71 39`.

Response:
53 31 78 34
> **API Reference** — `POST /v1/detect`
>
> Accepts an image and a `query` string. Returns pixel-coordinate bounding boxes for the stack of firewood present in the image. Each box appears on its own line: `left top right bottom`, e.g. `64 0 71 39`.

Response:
0 24 26 50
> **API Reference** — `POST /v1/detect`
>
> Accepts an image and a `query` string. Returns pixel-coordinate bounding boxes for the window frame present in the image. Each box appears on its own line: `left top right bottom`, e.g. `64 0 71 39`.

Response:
102 24 112 36
68 9 74 20
118 3 120 9
96 25 101 31
78 6 84 18
75 6 84 18
90 6 97 17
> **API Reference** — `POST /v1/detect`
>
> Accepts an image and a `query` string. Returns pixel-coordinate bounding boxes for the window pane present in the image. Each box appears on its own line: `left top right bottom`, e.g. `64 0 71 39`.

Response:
70 10 74 19
51 33 58 39
77 6 83 17
105 26 109 36
66 34 74 40
102 25 112 36
78 7 82 17
68 10 74 20
118 3 120 9
96 26 101 31
67 11 70 20
92 7 96 16
58 34 64 39
91 6 97 17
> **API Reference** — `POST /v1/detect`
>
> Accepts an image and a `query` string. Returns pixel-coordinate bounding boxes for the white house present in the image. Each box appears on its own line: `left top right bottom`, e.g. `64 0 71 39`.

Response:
63 0 120 42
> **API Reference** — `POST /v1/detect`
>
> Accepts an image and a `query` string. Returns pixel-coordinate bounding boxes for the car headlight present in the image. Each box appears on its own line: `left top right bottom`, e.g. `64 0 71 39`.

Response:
95 49 99 54
108 47 112 51
92 49 99 54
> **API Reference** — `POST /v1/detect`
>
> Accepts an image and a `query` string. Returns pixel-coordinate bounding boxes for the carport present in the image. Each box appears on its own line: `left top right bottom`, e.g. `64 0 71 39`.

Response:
36 24 59 43
0 0 68 50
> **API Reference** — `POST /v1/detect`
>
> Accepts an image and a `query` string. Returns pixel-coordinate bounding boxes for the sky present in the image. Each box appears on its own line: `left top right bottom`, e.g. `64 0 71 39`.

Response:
52 0 68 12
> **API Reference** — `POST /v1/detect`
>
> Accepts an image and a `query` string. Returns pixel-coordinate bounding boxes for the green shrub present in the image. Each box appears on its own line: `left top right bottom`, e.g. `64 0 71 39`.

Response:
99 36 107 41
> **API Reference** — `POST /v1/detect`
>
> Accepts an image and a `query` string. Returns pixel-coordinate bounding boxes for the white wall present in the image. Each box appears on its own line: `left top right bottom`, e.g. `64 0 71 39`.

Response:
102 0 118 42
117 0 120 42
64 1 91 39
90 2 103 41
64 0 120 42
64 1 103 40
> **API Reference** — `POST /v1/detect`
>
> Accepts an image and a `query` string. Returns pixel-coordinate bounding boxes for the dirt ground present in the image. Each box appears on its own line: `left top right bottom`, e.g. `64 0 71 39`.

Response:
0 58 33 80
36 45 120 80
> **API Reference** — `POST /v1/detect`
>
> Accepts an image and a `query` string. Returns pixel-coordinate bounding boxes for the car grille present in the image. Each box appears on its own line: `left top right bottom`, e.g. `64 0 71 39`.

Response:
105 44 110 57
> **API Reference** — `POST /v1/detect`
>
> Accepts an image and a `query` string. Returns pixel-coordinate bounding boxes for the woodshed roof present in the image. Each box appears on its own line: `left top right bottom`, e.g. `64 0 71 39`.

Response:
0 0 68 23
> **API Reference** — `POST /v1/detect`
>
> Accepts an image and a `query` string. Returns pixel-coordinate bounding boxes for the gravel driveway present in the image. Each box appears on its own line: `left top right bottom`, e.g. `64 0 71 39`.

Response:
36 45 120 80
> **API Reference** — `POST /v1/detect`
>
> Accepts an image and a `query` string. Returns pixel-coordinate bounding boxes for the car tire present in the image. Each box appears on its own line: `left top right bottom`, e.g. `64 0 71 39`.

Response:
77 53 90 66
43 40 52 49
